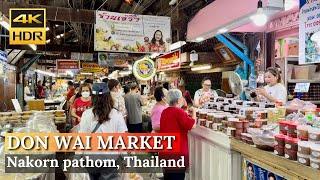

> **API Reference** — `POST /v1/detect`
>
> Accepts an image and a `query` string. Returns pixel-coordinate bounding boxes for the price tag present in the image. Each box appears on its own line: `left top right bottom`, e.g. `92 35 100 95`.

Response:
294 83 310 93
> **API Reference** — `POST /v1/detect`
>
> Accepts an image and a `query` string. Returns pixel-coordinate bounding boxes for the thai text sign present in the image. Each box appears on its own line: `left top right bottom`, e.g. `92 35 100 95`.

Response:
157 51 181 71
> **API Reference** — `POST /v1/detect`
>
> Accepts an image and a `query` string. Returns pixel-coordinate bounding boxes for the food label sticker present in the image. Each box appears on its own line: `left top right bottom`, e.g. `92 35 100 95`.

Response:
299 158 306 164
285 144 292 149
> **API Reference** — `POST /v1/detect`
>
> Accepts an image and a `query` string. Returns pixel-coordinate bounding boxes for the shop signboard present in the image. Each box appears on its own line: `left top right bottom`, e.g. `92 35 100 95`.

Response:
81 62 105 73
267 11 299 32
56 59 80 70
243 159 286 180
0 50 7 62
157 50 181 71
98 52 129 67
95 11 171 53
133 57 156 81
299 0 320 64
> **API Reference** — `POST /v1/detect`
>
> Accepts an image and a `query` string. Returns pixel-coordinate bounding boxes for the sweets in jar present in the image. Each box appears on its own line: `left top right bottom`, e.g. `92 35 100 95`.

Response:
297 125 309 141
275 134 286 147
297 153 310 166
285 137 298 151
308 127 320 142
287 121 298 138
298 141 311 155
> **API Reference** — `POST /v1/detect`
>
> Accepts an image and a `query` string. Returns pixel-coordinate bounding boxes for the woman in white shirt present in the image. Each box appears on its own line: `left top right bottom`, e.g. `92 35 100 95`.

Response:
79 83 127 180
256 67 287 105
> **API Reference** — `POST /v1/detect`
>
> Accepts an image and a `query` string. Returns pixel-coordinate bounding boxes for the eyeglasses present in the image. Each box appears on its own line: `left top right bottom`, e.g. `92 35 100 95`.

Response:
203 84 211 87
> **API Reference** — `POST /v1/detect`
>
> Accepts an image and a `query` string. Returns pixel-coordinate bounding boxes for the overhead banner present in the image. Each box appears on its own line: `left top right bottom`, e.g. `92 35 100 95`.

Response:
95 11 171 53
81 62 106 73
71 52 94 61
133 57 156 81
299 0 320 64
243 159 285 180
157 50 180 71
98 52 129 67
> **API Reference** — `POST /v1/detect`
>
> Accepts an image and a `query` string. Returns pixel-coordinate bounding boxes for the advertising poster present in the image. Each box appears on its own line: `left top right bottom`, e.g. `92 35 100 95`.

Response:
243 159 286 180
299 0 320 64
98 52 129 67
157 50 181 71
56 59 80 70
95 11 171 53
81 62 105 73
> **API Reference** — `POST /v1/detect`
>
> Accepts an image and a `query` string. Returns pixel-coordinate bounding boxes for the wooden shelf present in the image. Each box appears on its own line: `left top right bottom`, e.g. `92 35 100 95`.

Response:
288 79 320 83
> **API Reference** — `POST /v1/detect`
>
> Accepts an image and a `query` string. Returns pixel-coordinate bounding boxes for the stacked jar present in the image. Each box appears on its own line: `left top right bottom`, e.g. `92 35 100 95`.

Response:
274 134 286 156
284 136 298 160
198 110 207 127
309 127 320 170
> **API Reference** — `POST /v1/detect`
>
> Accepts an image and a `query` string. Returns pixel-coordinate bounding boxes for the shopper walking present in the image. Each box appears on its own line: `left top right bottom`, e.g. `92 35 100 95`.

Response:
160 89 196 180
124 83 145 133
79 83 127 180
108 79 127 119
151 87 168 133
71 83 92 125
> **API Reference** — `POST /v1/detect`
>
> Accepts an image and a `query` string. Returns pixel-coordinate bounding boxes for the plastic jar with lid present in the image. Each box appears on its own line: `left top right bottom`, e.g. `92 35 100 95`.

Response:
287 121 298 138
297 153 310 166
308 127 320 142
279 121 289 135
297 125 309 141
284 148 297 160
199 111 207 120
207 113 215 122
285 136 298 151
275 134 286 147
298 141 311 155
214 114 225 123
310 158 320 170
274 145 284 156
310 143 320 159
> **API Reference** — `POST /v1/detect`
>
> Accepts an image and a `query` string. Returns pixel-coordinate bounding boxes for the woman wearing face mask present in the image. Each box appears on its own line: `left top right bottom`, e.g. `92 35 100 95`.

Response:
108 79 127 119
71 83 92 125
151 87 168 133
255 67 287 105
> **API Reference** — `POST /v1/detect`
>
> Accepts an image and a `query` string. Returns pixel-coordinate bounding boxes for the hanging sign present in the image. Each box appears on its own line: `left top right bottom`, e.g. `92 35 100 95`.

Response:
299 0 320 64
243 159 285 180
71 52 94 61
81 62 105 73
56 59 80 70
133 57 156 81
157 50 181 71
267 11 299 32
98 52 129 67
95 11 171 53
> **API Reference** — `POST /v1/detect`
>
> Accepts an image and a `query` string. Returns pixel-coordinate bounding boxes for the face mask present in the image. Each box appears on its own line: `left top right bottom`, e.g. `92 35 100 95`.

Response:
81 92 90 98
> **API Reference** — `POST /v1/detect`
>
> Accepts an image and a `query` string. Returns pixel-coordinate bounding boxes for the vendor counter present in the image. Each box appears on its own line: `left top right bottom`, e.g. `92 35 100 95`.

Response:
188 126 320 180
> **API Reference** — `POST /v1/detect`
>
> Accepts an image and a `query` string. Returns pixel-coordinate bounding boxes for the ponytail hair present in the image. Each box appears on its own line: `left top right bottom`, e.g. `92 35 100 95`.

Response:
266 67 281 83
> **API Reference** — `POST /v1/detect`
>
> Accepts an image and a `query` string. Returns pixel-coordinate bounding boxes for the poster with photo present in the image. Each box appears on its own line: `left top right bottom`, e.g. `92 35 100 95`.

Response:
98 52 129 67
243 159 286 180
299 0 320 64
95 11 171 53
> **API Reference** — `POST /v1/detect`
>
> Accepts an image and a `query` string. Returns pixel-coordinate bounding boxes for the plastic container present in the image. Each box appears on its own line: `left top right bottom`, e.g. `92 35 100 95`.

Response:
199 119 206 127
235 121 243 129
214 114 225 123
310 158 320 170
308 127 320 142
297 125 309 141
310 143 320 159
227 119 237 128
284 148 297 160
274 145 285 156
287 121 298 138
199 111 207 119
298 141 311 155
285 137 298 151
275 134 286 147
279 121 289 135
297 153 310 166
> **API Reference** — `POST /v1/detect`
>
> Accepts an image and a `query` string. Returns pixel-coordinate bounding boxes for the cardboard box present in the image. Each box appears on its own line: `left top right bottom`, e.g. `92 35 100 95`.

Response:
293 65 317 79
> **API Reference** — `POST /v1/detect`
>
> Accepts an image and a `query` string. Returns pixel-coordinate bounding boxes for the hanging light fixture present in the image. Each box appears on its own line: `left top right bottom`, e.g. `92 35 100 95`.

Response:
124 0 133 5
250 0 268 26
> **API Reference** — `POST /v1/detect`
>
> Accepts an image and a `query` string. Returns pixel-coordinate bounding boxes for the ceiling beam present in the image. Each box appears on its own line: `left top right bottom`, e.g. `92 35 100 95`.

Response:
2 2 95 24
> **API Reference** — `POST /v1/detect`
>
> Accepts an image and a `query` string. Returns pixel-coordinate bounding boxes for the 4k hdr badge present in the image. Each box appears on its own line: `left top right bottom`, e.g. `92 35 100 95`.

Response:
9 8 46 45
